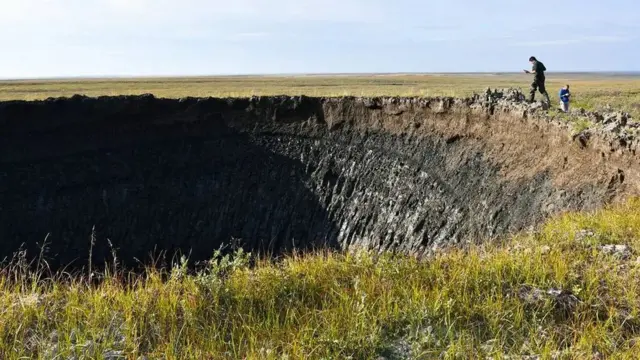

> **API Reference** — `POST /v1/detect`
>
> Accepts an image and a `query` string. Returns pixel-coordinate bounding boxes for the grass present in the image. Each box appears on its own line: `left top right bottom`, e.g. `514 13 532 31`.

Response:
547 108 594 134
3 199 640 359
2 74 640 118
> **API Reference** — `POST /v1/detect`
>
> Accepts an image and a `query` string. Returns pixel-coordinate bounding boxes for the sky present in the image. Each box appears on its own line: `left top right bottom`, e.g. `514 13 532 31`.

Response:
1 0 639 78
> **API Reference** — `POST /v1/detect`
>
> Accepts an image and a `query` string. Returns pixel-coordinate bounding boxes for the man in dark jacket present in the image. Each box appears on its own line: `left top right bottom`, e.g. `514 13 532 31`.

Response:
523 56 551 104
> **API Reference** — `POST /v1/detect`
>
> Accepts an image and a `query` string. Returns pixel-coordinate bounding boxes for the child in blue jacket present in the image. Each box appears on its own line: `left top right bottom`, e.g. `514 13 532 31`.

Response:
559 85 571 112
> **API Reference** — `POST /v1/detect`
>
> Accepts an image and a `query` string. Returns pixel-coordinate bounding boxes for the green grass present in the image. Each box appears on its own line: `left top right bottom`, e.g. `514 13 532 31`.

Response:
3 199 640 359
2 74 640 118
548 108 593 134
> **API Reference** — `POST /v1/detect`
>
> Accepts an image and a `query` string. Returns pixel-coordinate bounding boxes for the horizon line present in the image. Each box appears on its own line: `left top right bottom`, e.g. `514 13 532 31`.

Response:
2 71 640 82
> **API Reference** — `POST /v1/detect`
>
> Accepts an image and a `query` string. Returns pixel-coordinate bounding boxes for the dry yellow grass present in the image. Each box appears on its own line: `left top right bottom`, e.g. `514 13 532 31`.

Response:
3 199 640 359
2 74 640 117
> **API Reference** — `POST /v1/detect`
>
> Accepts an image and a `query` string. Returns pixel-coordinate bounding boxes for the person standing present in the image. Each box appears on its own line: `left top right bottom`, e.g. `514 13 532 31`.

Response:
523 56 551 104
559 84 571 112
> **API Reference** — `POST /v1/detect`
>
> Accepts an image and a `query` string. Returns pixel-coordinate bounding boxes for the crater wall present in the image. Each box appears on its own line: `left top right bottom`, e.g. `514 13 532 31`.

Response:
1 92 638 267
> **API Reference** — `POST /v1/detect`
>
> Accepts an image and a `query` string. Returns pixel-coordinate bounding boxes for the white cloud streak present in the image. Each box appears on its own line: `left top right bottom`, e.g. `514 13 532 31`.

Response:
513 35 632 46
0 0 389 45
0 0 386 26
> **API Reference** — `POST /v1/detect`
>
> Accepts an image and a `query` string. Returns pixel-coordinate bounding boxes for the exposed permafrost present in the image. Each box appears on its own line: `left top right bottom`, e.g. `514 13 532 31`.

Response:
0 89 638 267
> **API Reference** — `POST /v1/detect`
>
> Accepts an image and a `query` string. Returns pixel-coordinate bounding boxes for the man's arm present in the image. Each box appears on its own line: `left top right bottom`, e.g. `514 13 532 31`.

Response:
527 63 538 74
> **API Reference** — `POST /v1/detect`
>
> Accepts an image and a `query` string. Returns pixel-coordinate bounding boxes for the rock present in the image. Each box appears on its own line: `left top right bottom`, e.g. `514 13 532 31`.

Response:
492 355 540 360
518 285 547 304
380 338 413 359
618 112 629 126
49 330 59 343
529 102 548 111
518 285 580 312
362 98 381 109
504 89 526 102
602 113 617 124
546 288 581 312
104 350 126 359
178 97 195 103
603 122 621 133
572 130 591 148
113 333 126 348
599 244 633 260
575 229 595 242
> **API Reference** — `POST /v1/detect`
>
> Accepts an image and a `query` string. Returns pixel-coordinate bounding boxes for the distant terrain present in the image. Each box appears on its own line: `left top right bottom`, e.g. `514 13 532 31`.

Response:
2 73 640 117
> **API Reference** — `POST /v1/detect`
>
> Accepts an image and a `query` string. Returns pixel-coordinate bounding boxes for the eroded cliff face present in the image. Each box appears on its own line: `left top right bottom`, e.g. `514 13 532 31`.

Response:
1 91 638 267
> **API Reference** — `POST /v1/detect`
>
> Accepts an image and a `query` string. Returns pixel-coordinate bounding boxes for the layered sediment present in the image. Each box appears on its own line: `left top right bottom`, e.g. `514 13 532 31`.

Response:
0 89 638 267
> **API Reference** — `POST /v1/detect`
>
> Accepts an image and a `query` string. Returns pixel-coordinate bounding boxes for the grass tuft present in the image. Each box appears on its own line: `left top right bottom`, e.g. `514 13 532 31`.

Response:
2 199 640 358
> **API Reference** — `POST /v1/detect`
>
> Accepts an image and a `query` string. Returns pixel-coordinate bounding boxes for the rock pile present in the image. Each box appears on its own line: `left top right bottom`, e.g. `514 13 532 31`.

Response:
479 87 639 153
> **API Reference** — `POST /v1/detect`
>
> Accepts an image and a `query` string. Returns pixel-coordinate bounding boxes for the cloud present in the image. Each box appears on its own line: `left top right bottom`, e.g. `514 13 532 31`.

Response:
0 0 390 45
225 32 272 41
0 0 385 26
512 35 632 46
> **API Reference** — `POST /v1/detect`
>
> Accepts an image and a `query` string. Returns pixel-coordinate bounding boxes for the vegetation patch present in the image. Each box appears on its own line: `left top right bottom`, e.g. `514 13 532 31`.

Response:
2 199 640 359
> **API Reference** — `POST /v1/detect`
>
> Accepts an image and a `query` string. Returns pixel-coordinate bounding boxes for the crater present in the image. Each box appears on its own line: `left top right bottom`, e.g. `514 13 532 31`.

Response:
1 92 638 268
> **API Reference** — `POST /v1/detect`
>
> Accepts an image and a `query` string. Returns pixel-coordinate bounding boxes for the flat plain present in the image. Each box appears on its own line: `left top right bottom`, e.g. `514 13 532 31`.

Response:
2 73 640 117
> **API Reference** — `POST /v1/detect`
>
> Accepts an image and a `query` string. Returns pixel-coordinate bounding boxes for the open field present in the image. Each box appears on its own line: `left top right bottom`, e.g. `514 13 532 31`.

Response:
3 200 640 359
2 73 640 117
